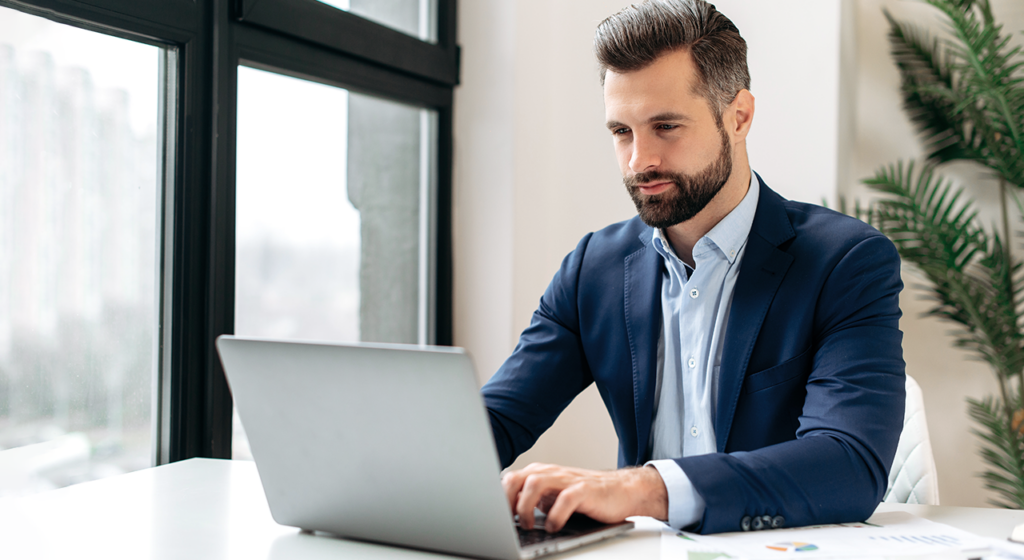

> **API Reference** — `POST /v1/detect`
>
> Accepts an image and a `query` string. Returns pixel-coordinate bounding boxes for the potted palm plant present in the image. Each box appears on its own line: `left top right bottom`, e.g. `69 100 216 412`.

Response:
859 0 1024 507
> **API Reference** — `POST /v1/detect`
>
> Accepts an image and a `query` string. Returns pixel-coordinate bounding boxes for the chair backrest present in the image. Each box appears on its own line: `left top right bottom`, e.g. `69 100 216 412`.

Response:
883 374 940 505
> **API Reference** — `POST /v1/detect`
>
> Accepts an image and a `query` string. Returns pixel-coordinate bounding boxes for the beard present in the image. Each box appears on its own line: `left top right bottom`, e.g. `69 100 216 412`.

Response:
624 127 733 229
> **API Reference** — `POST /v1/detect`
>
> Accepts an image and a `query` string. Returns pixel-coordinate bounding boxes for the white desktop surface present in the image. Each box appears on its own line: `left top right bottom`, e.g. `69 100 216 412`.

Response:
1 458 1022 560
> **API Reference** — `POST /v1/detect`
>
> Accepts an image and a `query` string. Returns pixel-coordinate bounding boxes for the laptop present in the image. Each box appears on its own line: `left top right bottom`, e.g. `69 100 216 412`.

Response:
215 336 634 560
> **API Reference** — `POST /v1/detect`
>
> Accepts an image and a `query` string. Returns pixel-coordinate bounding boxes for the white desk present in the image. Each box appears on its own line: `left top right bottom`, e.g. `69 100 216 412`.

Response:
2 458 1022 559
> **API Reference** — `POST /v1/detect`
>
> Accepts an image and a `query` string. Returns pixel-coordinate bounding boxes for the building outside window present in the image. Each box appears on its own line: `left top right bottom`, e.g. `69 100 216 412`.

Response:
0 6 161 496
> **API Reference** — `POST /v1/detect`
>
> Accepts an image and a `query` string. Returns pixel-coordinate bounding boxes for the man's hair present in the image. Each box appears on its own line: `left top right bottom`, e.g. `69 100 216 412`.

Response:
595 0 750 122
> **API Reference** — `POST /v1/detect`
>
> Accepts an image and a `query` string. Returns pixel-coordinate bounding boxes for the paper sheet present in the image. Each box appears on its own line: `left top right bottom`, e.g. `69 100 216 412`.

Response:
660 511 1024 560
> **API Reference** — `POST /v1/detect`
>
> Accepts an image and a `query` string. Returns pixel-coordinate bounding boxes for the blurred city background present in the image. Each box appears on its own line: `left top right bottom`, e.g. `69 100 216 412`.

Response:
0 10 160 496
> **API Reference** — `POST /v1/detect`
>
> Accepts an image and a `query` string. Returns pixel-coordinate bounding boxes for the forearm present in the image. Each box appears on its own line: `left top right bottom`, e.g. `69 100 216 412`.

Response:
627 466 670 520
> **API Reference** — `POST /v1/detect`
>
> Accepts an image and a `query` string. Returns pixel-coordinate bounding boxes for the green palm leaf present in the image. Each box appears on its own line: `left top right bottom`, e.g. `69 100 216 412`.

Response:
865 161 1024 380
884 10 979 163
923 0 1024 188
968 396 1024 508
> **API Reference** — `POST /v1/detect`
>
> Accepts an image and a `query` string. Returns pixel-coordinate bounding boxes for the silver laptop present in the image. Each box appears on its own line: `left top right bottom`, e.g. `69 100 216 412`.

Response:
216 336 634 560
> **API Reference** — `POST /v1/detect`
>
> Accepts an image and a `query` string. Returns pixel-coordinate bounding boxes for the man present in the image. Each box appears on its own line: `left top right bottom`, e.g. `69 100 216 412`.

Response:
481 0 905 536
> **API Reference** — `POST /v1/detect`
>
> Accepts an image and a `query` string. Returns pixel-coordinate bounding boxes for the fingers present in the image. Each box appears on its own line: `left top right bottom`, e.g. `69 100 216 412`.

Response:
502 463 545 530
503 463 610 533
505 466 655 532
501 469 525 518
543 483 586 532
503 463 571 530
515 466 560 529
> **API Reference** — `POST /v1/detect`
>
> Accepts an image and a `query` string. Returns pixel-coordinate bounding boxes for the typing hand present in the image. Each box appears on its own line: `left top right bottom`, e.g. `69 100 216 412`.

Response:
514 508 549 531
501 463 668 533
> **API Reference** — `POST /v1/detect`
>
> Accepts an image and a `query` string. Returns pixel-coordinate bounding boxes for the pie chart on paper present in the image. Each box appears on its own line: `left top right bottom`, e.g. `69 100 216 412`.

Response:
766 541 819 552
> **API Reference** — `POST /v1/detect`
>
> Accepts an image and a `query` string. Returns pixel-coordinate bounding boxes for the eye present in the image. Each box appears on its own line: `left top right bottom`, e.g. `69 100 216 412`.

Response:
611 127 630 136
656 123 679 131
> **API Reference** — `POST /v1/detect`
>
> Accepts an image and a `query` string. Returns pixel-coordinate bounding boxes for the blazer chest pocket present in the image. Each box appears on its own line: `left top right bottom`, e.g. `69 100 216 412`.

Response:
743 348 812 394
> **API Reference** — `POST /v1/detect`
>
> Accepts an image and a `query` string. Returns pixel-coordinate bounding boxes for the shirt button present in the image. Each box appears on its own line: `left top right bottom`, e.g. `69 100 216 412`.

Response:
689 288 699 299
690 426 699 437
688 357 696 368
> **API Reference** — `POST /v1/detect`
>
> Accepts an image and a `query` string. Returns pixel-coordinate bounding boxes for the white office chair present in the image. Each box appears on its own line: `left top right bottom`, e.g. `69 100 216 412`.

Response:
883 374 940 505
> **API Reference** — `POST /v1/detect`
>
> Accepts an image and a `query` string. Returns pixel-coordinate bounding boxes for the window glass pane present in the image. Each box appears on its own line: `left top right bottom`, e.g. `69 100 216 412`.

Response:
0 7 162 495
317 0 437 44
233 66 437 459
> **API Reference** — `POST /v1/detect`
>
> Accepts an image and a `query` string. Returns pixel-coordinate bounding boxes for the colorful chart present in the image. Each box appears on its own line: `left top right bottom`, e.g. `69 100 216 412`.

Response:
766 541 819 552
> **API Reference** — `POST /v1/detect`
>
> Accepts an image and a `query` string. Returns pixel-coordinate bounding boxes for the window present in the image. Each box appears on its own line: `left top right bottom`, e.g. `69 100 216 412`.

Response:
0 5 164 495
232 68 439 458
317 0 438 43
234 67 438 346
0 0 458 482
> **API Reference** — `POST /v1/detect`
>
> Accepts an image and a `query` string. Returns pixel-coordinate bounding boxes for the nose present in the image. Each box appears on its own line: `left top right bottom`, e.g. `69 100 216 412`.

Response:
628 134 660 174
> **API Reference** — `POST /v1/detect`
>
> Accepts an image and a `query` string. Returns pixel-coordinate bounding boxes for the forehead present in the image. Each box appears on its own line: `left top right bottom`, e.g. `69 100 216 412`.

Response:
603 49 708 122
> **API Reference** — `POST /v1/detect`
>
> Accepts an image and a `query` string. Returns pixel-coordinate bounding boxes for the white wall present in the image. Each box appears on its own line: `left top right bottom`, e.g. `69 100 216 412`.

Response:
715 0 845 206
454 0 1024 507
451 0 517 388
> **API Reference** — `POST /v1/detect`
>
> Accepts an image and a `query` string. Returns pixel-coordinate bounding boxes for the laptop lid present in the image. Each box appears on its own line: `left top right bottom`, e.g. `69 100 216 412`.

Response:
217 336 525 559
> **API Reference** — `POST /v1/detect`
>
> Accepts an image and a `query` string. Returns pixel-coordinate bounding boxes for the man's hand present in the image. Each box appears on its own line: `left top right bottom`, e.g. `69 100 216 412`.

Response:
500 463 668 533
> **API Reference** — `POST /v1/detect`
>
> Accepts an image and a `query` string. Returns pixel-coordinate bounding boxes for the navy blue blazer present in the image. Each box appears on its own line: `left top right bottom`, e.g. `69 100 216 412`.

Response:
481 177 906 534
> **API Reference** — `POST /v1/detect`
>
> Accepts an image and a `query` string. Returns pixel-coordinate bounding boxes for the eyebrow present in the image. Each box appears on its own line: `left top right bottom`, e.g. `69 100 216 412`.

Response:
605 112 693 130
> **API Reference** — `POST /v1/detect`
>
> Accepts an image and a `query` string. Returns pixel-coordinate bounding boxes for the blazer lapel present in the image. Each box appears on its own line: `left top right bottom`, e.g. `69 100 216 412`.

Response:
623 230 663 465
715 180 795 452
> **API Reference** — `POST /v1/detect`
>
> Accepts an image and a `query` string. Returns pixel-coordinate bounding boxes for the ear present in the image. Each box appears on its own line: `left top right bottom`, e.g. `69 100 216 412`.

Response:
725 89 755 143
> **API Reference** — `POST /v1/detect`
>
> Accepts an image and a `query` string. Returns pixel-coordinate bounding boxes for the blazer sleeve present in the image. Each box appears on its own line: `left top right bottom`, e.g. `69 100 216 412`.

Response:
481 234 597 469
679 233 906 533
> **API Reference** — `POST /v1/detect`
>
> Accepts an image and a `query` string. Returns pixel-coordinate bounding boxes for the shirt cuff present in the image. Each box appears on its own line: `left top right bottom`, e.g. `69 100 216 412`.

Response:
645 459 706 530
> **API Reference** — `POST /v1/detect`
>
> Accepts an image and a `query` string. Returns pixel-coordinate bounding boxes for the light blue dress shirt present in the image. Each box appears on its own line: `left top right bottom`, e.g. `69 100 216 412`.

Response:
645 171 760 530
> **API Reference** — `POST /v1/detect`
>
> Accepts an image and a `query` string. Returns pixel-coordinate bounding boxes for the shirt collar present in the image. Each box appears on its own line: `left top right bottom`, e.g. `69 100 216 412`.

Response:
651 170 760 265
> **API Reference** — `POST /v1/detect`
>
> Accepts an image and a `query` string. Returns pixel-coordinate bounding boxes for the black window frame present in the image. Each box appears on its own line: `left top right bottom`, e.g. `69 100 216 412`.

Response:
0 0 457 463
236 0 459 87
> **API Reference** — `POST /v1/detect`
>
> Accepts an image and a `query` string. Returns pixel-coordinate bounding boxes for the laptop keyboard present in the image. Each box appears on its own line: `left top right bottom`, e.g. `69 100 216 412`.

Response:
517 527 567 547
515 512 608 547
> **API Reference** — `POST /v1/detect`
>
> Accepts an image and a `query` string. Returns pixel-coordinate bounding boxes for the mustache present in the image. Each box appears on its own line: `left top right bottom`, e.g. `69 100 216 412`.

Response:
624 170 680 189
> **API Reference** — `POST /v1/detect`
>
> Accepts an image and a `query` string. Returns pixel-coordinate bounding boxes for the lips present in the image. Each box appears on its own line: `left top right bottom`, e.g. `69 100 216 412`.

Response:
638 181 672 196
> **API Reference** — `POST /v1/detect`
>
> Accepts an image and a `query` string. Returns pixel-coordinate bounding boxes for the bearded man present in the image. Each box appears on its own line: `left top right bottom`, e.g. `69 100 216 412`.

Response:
480 0 906 535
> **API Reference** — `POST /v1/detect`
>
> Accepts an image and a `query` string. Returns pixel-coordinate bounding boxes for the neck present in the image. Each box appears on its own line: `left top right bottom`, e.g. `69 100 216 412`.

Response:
663 164 751 268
